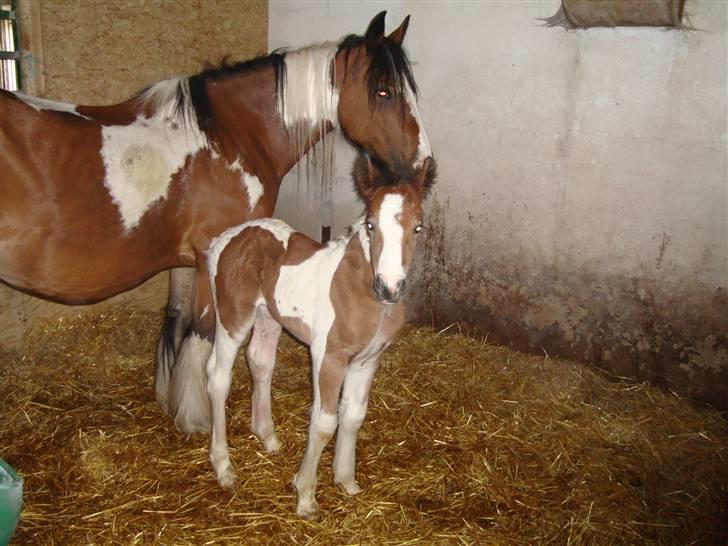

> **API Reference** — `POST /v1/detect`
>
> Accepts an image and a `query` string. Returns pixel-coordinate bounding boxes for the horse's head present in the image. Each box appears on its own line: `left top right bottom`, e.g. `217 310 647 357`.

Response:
336 12 432 181
353 154 437 304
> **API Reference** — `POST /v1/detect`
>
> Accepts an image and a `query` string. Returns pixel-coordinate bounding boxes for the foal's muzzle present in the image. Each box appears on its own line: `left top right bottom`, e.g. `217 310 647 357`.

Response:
373 275 406 304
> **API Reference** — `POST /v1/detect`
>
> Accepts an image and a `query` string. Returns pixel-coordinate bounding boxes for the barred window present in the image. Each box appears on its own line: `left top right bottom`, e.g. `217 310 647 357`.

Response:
1 0 20 91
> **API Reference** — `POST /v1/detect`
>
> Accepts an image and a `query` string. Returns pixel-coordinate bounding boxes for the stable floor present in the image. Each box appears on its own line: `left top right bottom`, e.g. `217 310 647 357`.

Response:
1 308 726 544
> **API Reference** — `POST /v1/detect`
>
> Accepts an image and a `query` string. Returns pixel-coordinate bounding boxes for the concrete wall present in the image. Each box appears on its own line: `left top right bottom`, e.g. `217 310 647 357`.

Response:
269 1 727 408
1 0 267 349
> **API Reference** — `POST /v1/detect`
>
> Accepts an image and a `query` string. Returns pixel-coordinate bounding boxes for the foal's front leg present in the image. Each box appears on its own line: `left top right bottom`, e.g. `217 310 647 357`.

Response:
294 349 348 519
333 354 381 495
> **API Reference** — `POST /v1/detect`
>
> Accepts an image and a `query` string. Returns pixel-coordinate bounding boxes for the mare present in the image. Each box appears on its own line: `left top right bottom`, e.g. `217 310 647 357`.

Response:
0 12 432 433
204 154 436 519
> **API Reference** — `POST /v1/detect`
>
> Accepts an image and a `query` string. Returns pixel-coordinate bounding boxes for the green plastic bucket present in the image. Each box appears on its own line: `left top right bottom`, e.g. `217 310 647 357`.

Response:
0 459 22 546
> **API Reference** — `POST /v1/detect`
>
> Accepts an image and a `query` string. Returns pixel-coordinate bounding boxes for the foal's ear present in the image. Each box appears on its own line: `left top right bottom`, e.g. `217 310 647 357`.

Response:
387 15 410 46
411 157 437 196
365 11 387 53
352 154 379 202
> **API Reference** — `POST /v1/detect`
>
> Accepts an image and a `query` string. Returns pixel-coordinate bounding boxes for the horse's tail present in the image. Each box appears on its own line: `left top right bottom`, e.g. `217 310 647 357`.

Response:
155 268 195 415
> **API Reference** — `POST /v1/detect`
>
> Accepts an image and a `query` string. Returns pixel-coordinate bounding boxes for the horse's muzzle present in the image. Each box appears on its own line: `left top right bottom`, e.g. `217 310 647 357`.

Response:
373 275 406 304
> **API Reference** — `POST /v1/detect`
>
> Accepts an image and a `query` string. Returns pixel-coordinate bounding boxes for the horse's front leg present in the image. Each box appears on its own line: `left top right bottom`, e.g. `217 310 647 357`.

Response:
294 348 348 520
167 265 215 433
333 353 381 496
155 267 195 414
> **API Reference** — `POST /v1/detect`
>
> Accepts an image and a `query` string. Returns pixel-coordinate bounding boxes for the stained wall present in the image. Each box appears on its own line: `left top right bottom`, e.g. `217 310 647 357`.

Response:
269 2 728 408
1 0 267 348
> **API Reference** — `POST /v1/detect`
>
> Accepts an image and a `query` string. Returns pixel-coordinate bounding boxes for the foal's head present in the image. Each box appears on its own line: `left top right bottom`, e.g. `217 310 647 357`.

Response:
352 154 436 304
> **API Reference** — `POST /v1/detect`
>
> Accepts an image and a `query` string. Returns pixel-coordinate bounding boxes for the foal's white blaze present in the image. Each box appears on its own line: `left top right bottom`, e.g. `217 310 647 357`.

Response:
375 193 405 293
101 106 206 231
13 92 90 119
404 86 432 168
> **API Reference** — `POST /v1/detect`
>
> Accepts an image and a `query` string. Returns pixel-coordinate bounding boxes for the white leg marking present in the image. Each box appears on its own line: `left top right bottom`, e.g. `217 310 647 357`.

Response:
207 318 251 490
333 358 379 496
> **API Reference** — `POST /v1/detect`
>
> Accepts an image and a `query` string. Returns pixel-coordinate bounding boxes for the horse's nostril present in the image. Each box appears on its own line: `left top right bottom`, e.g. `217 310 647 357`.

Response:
397 279 407 294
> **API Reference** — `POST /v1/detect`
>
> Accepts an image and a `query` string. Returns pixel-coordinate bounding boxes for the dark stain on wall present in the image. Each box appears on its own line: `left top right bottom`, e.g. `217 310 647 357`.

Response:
408 198 728 411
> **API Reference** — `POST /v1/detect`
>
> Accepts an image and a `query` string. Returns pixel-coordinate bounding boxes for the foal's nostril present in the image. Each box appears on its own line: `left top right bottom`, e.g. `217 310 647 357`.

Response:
373 275 389 301
396 278 407 295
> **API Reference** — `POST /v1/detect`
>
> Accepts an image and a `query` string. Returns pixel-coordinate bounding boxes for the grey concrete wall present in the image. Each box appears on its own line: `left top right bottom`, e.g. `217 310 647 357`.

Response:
269 1 728 408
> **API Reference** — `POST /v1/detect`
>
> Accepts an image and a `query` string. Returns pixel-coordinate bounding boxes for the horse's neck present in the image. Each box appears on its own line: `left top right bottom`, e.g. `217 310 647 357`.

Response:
205 68 336 182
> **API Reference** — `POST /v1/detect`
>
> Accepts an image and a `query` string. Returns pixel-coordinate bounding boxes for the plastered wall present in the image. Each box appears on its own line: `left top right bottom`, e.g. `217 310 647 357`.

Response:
269 2 728 408
1 0 267 348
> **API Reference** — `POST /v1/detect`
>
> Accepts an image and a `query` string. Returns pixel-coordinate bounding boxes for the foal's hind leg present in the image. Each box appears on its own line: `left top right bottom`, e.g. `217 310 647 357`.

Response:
246 307 283 453
206 314 253 490
155 267 195 414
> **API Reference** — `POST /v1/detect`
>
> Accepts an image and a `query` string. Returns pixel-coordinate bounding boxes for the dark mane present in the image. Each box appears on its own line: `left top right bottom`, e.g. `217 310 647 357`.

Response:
338 34 418 106
182 53 286 134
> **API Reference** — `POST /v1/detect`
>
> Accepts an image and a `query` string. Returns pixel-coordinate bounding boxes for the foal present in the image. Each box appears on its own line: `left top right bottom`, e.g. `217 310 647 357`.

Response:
204 156 434 518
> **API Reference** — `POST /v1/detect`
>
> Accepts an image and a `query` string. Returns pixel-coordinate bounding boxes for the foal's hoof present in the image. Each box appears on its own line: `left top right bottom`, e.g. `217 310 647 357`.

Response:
296 499 320 520
336 479 363 496
262 434 282 454
217 468 239 491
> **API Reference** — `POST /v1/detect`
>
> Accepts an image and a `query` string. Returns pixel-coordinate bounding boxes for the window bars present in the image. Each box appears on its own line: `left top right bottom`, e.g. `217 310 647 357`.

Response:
1 0 20 91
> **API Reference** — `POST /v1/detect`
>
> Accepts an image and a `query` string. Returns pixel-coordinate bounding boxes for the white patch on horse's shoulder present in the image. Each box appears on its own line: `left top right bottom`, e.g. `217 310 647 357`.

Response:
13 92 90 119
376 194 405 289
101 109 206 232
226 158 264 211
244 173 264 211
201 305 210 320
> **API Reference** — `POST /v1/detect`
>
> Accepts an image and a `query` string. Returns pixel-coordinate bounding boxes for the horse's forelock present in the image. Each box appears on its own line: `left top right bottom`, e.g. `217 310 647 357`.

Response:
338 34 418 107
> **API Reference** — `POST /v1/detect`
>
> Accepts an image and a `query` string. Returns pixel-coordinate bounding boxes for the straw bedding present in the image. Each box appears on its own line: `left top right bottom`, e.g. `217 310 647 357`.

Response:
1 307 726 545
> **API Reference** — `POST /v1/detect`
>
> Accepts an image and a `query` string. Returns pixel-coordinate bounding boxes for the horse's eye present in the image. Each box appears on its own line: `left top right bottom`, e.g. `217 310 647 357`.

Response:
414 225 423 234
366 222 375 231
376 88 391 100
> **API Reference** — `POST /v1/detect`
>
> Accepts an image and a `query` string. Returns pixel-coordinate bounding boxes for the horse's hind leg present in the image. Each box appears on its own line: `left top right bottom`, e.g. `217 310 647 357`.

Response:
333 354 381 496
246 306 283 453
206 313 252 490
167 266 214 433
155 267 195 414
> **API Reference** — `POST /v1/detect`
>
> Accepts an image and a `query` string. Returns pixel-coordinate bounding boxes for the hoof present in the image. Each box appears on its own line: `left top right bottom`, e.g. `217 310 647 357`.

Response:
216 467 239 490
336 479 362 496
296 499 320 520
262 434 282 454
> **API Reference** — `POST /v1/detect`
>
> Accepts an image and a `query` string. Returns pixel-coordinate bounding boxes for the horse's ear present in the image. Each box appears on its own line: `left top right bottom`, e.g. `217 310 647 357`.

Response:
352 153 378 202
387 15 410 46
411 157 437 196
365 11 387 53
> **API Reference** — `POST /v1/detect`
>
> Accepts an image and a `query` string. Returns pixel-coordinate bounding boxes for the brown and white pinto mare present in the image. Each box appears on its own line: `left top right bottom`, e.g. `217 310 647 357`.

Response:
0 12 432 433
204 154 435 519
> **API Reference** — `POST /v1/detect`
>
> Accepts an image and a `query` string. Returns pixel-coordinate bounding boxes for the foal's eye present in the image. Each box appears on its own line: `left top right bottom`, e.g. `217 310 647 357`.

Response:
376 88 391 100
366 222 375 232
414 225 424 234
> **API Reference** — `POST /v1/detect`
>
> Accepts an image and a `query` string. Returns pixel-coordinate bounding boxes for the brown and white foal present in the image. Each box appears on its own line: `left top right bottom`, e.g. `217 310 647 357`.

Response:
204 156 434 518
